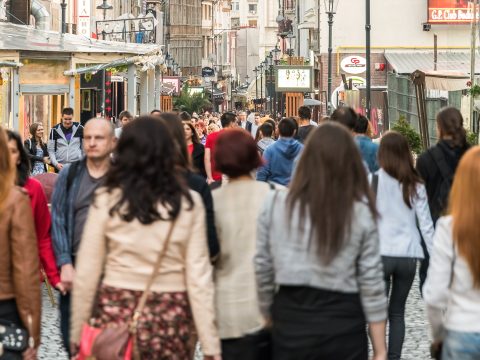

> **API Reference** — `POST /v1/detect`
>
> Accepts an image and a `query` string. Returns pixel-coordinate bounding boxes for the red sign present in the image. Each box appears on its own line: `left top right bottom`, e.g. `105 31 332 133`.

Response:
428 0 478 24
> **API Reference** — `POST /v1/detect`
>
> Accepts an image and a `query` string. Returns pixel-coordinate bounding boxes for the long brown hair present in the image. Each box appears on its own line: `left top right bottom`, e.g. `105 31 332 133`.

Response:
288 122 376 264
183 121 200 144
436 107 467 147
0 126 15 210
29 122 44 146
159 112 193 171
378 131 422 208
449 147 480 288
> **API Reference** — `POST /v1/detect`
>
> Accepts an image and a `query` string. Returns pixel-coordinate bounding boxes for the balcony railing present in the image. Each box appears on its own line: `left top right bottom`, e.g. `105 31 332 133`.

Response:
96 18 156 44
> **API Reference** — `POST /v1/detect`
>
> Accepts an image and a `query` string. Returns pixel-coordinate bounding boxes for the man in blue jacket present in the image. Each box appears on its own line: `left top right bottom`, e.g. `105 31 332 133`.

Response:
257 117 303 186
354 115 379 173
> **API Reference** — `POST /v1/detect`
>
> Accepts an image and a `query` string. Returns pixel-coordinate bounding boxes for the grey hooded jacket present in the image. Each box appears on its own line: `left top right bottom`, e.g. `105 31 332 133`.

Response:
47 122 84 168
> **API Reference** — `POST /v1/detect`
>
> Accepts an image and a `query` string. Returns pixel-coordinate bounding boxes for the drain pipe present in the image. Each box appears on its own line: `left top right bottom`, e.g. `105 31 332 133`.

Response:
31 0 50 31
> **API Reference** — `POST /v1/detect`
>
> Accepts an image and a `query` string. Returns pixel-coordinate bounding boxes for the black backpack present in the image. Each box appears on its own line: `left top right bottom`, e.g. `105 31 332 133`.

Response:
428 146 454 222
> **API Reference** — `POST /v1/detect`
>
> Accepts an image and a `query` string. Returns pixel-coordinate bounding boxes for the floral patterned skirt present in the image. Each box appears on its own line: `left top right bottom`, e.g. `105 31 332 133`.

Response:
91 284 195 360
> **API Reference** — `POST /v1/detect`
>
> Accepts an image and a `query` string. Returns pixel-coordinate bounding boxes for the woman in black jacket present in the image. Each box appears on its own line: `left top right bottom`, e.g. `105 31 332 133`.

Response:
184 121 207 178
24 123 50 175
416 107 469 290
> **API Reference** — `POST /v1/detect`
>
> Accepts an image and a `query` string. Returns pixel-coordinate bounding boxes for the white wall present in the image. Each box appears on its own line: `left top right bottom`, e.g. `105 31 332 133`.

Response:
320 0 471 53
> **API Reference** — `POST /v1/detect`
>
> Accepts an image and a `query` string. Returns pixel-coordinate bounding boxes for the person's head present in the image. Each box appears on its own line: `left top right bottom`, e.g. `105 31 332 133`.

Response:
61 107 74 129
259 123 274 139
118 110 133 127
319 116 330 124
288 122 376 264
449 146 480 288
220 112 237 129
179 111 192 122
330 106 358 131
195 120 207 136
6 130 30 187
159 112 190 170
214 129 262 178
298 106 311 121
30 122 44 143
254 113 261 125
105 116 193 224
278 117 297 138
183 121 200 144
238 111 247 122
0 127 15 209
436 107 467 147
354 115 369 135
378 131 422 208
150 109 162 117
207 122 219 134
83 118 116 162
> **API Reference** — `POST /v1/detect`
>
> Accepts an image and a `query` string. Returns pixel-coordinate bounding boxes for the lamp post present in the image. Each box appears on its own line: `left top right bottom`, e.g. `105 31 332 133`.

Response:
324 0 339 115
366 0 371 119
253 67 259 111
267 52 274 115
61 0 67 34
97 0 113 39
227 74 233 111
259 62 264 113
272 45 281 116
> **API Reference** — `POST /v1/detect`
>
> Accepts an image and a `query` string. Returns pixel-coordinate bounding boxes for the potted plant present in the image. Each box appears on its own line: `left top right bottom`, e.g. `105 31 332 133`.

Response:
467 81 480 110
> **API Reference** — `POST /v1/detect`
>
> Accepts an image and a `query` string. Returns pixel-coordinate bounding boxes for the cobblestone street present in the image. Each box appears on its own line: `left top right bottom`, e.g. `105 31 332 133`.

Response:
39 274 432 360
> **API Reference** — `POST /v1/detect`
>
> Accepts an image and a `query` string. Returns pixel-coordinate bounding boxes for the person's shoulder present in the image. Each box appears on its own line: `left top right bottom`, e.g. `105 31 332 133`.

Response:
5 186 30 207
24 177 43 194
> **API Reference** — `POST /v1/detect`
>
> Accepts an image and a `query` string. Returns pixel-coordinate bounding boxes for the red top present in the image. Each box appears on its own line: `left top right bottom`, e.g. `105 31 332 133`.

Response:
187 143 194 155
24 178 60 287
205 130 223 181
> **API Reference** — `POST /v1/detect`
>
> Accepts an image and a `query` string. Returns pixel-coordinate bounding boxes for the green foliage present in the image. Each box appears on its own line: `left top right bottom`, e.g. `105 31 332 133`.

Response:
467 130 478 146
391 116 423 154
173 86 212 114
468 84 480 97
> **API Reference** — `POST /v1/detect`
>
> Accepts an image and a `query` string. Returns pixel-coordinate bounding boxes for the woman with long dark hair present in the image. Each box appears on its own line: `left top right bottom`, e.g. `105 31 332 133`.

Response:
24 122 50 175
0 127 40 360
376 131 434 360
184 120 207 177
160 112 219 260
71 116 221 359
255 122 387 360
424 147 480 360
7 130 61 291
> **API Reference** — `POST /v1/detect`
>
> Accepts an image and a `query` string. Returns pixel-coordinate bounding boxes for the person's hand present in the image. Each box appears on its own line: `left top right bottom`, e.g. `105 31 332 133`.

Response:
70 343 79 359
57 163 64 170
204 355 222 360
60 264 75 292
22 347 37 360
207 178 215 185
43 157 51 165
56 282 67 295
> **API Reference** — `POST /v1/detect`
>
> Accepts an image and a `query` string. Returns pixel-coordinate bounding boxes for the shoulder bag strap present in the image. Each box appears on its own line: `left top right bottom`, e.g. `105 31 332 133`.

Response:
372 173 379 197
131 219 176 327
448 239 456 289
430 147 452 180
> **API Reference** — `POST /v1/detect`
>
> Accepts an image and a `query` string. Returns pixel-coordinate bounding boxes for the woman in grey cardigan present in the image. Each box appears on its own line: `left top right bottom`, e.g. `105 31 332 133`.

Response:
255 123 388 360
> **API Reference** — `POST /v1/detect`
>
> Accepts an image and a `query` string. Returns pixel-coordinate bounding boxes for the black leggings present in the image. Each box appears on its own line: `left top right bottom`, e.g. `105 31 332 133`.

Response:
382 256 417 360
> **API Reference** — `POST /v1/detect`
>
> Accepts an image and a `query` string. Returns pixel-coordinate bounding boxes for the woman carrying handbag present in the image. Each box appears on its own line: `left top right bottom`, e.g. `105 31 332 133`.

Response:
70 117 221 360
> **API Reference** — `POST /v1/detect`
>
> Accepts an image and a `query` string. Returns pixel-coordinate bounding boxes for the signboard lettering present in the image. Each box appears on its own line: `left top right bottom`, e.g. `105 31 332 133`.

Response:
428 0 478 24
341 56 367 75
77 0 91 37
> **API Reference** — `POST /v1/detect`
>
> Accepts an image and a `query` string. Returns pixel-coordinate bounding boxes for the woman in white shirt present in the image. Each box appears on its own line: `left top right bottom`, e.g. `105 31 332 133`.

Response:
423 147 480 360
375 131 434 360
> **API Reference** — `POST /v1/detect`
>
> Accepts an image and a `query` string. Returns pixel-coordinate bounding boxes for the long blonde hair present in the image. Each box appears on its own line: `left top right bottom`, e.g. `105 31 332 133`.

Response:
0 126 15 210
449 146 480 288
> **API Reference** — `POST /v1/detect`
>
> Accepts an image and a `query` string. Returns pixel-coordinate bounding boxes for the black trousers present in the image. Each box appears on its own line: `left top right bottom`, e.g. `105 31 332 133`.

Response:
59 290 71 356
0 299 24 360
382 256 417 360
221 329 271 360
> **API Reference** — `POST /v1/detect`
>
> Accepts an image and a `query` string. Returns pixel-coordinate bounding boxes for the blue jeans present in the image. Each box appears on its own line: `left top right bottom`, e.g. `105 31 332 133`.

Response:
442 330 480 360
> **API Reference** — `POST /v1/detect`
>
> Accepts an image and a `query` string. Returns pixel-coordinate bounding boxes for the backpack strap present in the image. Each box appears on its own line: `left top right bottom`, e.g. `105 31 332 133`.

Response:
429 147 452 181
66 161 82 193
371 173 379 197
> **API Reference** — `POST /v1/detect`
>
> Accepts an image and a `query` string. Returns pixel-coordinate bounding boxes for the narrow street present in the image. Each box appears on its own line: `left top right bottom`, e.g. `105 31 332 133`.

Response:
39 275 431 360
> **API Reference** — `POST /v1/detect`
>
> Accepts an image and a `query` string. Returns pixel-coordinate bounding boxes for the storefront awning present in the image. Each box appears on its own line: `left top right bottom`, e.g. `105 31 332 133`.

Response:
0 61 22 67
0 22 159 55
385 51 480 75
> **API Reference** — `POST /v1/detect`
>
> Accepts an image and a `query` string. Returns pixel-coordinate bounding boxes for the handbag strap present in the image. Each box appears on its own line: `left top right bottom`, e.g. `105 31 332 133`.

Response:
131 219 176 328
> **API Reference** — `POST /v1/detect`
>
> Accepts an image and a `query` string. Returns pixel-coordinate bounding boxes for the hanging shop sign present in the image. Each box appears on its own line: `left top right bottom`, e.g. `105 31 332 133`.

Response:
275 66 313 92
341 56 367 75
202 67 215 77
77 0 91 37
428 0 478 24
162 76 181 94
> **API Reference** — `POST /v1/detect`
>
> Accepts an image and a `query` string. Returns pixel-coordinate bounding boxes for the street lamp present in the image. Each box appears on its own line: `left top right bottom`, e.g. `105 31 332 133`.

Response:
267 53 274 114
61 0 67 34
245 74 250 85
259 62 265 113
272 45 281 115
286 30 295 58
324 0 339 115
253 67 259 111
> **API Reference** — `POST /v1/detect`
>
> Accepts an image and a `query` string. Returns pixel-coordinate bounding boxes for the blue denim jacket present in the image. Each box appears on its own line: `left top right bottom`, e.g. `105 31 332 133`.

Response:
355 135 379 173
51 160 86 267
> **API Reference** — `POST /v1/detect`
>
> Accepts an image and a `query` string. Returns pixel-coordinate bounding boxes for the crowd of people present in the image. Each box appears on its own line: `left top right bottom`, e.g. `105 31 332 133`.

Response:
0 103 479 360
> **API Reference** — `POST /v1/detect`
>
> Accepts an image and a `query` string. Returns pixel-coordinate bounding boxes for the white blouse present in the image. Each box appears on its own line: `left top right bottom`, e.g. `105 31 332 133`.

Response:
374 169 434 258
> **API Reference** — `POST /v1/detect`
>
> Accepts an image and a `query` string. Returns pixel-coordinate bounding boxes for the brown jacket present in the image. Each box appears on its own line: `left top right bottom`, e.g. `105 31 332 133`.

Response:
0 187 41 346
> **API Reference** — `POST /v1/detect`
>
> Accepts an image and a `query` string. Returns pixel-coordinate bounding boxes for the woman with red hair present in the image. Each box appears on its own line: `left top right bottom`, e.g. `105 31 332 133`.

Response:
212 129 272 359
424 146 480 359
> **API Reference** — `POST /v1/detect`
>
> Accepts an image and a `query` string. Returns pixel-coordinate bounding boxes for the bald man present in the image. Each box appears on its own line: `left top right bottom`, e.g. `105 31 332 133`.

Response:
50 118 116 355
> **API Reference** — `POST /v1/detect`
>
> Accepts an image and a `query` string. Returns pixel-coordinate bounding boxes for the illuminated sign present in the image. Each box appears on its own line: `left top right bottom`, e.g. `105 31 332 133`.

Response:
275 66 313 92
341 56 367 75
428 0 478 24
